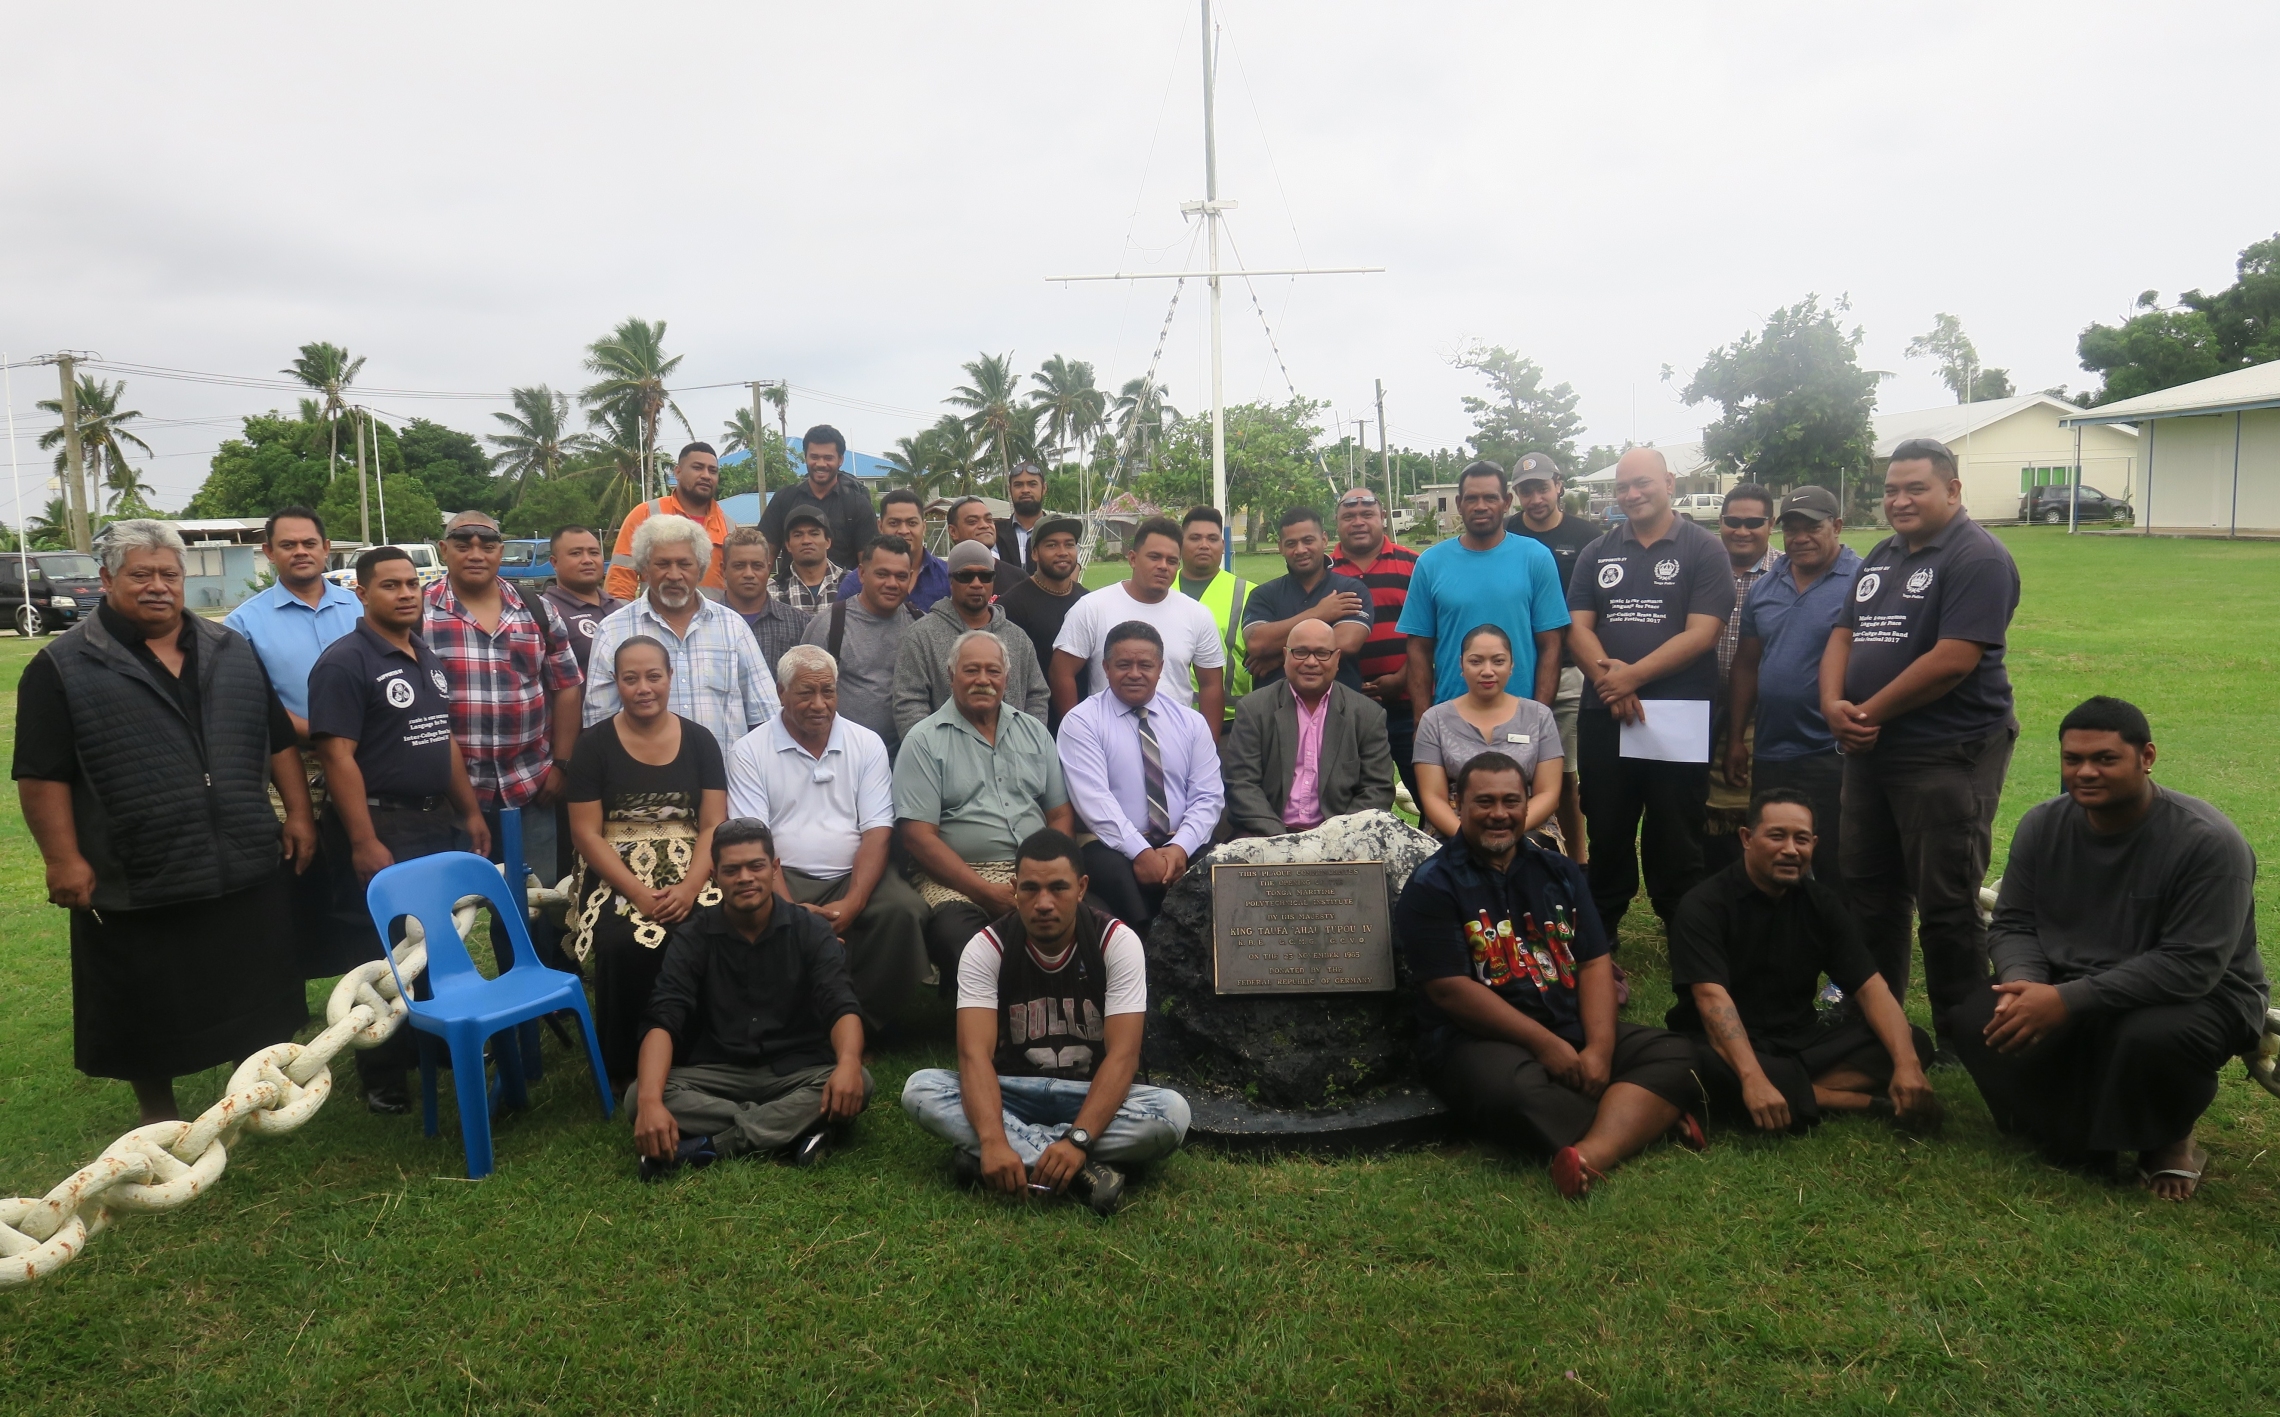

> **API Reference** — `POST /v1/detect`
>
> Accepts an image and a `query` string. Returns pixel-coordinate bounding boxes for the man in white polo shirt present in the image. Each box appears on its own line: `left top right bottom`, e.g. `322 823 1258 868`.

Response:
725 643 928 1027
1048 515 1227 739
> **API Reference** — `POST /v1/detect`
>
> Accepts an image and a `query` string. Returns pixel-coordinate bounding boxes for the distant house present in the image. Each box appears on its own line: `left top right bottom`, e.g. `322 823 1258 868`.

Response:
2060 360 2280 536
1578 442 1719 494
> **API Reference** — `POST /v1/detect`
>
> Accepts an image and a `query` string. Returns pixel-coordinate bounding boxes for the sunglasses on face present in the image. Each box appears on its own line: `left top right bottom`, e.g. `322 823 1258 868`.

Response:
951 569 996 584
446 530 503 546
1720 516 1769 530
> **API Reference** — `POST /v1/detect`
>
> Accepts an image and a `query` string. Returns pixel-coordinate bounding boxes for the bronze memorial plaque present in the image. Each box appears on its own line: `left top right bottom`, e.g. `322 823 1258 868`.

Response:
1211 861 1393 994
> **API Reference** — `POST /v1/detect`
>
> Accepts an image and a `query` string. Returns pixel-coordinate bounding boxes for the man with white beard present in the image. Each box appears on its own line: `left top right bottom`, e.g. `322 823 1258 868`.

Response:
585 514 781 754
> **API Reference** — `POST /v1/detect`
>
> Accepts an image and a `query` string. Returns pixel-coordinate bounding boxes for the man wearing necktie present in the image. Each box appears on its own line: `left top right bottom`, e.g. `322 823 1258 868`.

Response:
1056 620 1226 934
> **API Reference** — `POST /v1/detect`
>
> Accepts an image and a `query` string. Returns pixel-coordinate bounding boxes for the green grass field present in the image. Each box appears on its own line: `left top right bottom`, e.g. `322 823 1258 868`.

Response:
3 528 2275 1414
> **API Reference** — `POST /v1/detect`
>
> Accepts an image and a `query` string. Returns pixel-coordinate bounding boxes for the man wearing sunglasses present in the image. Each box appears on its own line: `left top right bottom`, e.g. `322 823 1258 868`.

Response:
891 540 1050 739
1702 485 1777 874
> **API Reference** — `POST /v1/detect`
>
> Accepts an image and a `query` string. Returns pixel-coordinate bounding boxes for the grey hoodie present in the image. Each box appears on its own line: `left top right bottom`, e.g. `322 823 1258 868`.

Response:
890 597 1051 739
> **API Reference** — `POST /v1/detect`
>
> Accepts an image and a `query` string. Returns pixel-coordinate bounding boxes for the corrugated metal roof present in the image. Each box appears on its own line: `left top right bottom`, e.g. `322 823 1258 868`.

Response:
2059 359 2280 424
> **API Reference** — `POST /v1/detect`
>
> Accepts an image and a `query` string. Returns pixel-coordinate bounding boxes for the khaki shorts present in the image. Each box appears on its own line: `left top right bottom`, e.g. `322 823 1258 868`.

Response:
1553 665 1583 776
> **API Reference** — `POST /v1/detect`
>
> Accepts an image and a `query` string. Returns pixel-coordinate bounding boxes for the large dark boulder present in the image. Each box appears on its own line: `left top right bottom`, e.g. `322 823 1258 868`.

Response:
1143 811 1441 1110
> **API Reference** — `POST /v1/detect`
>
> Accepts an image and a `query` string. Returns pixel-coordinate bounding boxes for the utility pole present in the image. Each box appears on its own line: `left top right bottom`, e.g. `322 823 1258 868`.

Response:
1375 378 1391 509
748 382 768 493
1200 0 1227 565
57 356 90 554
354 407 371 545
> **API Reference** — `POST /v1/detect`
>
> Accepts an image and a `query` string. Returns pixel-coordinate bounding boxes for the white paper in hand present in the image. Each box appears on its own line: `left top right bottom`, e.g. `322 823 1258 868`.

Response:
1618 699 1712 763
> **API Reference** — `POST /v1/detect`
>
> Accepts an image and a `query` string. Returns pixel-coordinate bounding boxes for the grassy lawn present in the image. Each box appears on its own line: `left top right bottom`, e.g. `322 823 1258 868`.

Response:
4 528 2276 1414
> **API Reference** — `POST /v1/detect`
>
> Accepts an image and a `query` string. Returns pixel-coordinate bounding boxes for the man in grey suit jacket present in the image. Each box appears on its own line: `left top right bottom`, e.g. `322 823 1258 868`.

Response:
1223 619 1396 838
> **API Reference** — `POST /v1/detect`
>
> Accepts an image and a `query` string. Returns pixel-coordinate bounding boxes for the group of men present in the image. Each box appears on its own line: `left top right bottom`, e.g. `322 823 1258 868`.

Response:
14 425 2263 1209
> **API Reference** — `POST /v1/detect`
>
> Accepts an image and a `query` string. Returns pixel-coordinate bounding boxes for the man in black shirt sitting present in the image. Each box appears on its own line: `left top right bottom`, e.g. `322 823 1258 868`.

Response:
630 819 871 1180
1668 789 1937 1133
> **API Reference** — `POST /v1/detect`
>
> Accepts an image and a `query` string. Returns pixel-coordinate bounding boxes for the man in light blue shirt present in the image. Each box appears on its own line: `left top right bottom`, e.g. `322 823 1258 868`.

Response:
223 506 364 735
1398 461 1570 712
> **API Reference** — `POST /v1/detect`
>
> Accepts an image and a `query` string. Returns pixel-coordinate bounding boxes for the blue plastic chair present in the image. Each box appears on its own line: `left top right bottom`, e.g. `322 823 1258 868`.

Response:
365 850 613 1178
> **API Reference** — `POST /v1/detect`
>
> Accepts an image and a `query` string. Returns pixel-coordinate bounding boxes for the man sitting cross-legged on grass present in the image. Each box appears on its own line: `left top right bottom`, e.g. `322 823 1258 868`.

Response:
630 819 872 1182
1953 696 2267 1201
1395 751 1704 1198
1666 789 1938 1135
901 829 1193 1216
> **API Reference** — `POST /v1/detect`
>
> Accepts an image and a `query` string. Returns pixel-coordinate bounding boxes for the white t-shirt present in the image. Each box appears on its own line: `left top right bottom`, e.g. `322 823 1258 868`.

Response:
1051 581 1226 709
956 918 1149 1016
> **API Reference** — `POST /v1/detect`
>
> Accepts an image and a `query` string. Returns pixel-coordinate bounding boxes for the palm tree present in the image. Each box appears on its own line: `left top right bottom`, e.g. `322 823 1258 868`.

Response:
1109 376 1179 480
38 375 156 514
1029 355 1107 465
27 497 73 549
580 318 689 504
945 352 1035 489
566 403 658 532
487 385 574 507
282 342 365 483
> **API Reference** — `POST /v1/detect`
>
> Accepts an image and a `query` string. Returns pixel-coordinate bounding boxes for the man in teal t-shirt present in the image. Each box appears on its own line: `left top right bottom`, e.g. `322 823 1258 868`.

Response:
1397 461 1571 712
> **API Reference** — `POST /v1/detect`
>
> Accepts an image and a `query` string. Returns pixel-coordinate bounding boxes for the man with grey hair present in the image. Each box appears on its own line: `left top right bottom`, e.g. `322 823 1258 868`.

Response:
586 512 780 755
891 539 1049 738
724 645 928 1025
14 520 317 1124
895 630 1076 990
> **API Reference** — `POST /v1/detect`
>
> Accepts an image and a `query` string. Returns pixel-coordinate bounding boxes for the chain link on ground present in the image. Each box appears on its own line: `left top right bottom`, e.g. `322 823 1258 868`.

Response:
2 877 566 1289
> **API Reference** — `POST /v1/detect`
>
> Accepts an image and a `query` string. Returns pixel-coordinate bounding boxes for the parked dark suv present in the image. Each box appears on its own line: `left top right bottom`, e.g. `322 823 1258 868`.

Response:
2 551 104 637
2019 484 2130 525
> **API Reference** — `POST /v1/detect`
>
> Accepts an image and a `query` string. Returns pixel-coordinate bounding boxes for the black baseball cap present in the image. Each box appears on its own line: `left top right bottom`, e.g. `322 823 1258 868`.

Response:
1515 452 1564 486
1034 516 1083 544
1779 486 1842 521
780 504 829 532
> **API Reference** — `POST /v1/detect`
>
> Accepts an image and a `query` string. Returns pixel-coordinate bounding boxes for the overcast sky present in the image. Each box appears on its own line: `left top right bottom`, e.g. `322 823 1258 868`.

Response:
4 0 2275 511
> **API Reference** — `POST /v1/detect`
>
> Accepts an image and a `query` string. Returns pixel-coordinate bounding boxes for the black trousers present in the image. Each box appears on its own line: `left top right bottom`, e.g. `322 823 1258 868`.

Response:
925 900 993 997
1841 725 2013 1036
1753 751 1845 903
1385 707 1422 808
322 803 469 1086
1082 840 1166 934
1425 1023 1701 1158
1949 987 2247 1162
1686 1015 1932 1132
1577 708 1709 936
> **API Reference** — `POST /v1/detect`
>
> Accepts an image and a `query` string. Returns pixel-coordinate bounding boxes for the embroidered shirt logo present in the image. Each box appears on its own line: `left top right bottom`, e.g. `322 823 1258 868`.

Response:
1854 571 1883 602
385 677 417 708
1906 568 1935 594
1653 558 1680 581
1597 562 1625 589
430 670 450 694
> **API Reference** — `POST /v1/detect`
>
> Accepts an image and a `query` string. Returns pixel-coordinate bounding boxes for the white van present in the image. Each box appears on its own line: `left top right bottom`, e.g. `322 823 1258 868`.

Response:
324 542 447 589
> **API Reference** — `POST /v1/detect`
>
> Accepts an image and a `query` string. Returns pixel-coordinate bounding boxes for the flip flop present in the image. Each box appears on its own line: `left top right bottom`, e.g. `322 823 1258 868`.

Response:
1668 1111 1709 1153
2138 1146 2209 1201
1550 1146 1607 1200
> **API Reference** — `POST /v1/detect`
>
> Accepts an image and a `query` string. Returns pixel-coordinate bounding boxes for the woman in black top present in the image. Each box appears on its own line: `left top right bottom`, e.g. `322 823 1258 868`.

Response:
565 636 728 1086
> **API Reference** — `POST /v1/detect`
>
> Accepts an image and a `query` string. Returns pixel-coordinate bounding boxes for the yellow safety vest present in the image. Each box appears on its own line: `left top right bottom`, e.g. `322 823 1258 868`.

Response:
1187 570 1253 715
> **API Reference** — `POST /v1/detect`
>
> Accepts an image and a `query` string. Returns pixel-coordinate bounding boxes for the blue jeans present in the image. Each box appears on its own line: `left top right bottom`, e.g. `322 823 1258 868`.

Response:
900 1068 1192 1167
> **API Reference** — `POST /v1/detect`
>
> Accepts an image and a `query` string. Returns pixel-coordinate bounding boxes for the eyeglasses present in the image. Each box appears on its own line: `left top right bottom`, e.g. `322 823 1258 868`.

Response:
1720 516 1768 530
951 569 997 584
1285 647 1338 662
445 529 502 546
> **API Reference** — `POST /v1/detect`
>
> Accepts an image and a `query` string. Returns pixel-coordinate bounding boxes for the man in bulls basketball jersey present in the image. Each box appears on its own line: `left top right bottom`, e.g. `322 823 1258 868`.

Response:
900 828 1191 1215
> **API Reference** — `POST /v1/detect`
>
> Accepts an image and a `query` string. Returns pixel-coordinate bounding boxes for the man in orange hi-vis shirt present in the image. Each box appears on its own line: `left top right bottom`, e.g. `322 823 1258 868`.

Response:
606 442 736 602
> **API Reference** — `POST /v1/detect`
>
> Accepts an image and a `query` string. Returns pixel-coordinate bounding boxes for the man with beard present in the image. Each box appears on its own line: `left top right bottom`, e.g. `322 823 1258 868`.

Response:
947 495 1027 598
995 462 1050 573
998 517 1088 733
584 513 780 757
892 540 1050 738
607 442 736 602
759 424 878 578
837 490 950 614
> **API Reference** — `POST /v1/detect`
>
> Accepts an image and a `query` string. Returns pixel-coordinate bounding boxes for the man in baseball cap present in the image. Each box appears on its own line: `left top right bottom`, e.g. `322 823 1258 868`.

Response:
771 502 847 612
1506 451 1603 862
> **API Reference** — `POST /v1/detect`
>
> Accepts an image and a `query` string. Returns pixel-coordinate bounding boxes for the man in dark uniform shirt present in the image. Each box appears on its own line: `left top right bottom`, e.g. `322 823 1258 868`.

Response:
308 546 492 1112
1822 436 2020 1048
539 525 625 672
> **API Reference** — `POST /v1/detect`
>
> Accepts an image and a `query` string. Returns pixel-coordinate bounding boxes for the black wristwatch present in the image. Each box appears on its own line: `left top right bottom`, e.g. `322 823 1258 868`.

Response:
1066 1127 1094 1153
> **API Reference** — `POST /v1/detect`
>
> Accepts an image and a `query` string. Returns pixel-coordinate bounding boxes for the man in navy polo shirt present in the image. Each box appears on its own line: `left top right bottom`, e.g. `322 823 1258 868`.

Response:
1724 486 1860 897
309 545 492 1112
1823 437 2020 1049
1242 506 1373 692
1564 447 1734 939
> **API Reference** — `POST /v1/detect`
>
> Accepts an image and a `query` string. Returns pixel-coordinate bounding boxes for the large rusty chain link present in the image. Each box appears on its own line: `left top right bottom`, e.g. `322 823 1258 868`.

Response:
3 875 569 1289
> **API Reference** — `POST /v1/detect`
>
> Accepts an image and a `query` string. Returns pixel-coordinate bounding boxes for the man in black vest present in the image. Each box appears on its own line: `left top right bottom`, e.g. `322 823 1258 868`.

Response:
13 520 317 1124
901 829 1192 1215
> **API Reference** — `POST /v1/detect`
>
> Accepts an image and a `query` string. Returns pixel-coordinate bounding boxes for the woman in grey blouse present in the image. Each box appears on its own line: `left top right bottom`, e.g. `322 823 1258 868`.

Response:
1411 624 1564 838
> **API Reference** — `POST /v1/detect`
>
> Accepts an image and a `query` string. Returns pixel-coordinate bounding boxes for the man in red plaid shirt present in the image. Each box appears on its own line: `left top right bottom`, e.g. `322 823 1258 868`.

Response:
1328 486 1423 804
424 510 585 883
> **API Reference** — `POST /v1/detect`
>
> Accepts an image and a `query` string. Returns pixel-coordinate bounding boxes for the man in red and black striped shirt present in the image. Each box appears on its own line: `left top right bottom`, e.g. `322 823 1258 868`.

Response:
1328 487 1422 804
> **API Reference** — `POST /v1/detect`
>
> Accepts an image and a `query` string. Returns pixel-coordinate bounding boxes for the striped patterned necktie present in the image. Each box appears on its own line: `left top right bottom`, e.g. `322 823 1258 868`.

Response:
1135 703 1173 848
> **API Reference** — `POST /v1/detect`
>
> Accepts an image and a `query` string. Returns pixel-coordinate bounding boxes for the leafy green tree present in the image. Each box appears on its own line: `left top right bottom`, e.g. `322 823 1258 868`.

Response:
500 472 606 539
1030 355 1107 465
946 352 1035 488
2077 235 2280 404
489 386 575 507
396 418 496 513
1682 294 1878 493
1138 397 1330 551
1452 344 1583 470
564 402 656 533
1905 313 2014 403
37 375 155 513
319 470 442 544
580 318 688 498
282 341 365 484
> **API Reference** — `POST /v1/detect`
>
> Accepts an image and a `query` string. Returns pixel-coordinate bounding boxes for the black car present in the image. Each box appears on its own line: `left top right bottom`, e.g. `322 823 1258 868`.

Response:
2019 484 2130 525
2 551 104 637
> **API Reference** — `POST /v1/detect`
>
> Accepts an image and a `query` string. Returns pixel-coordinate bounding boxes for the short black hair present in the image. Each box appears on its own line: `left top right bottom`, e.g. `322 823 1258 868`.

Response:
948 495 991 524
1888 437 1960 481
712 817 777 863
1460 623 1513 656
1278 506 1323 534
1130 515 1182 553
1015 827 1086 878
1722 483 1775 515
613 634 672 673
677 441 716 463
879 487 923 515
861 532 914 565
1746 788 1816 829
1453 749 1526 798
1181 505 1224 529
1458 459 1509 494
355 545 414 583
2059 695 2152 747
802 424 847 456
1103 619 1165 657
550 524 599 548
264 505 326 544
